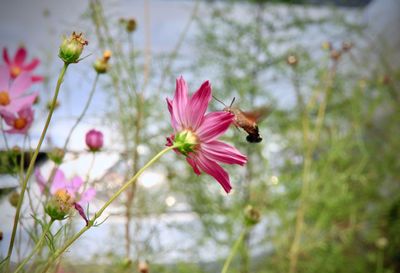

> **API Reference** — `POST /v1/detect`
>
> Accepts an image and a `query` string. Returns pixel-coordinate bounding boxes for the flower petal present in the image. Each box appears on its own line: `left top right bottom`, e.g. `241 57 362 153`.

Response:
0 65 10 89
22 58 40 71
172 76 189 128
2 48 10 65
195 153 232 193
74 202 89 226
197 111 234 142
68 176 83 196
202 140 247 166
14 47 27 65
79 188 96 205
10 72 33 97
166 98 178 131
0 109 15 126
50 169 67 194
186 155 201 175
7 93 38 112
187 80 211 130
31 75 44 83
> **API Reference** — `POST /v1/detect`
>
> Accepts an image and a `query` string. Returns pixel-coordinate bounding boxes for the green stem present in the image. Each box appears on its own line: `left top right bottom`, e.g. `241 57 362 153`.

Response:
221 229 247 273
5 63 69 270
62 73 100 151
40 145 175 273
13 220 54 273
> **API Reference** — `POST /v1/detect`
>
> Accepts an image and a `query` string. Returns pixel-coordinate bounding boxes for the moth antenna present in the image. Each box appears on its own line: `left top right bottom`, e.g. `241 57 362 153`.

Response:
229 97 236 107
212 95 227 107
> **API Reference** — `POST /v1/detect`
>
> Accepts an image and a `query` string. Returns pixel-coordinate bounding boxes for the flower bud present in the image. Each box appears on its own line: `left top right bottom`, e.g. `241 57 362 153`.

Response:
138 261 149 273
47 100 60 111
375 237 388 249
341 41 353 52
286 54 298 66
321 41 332 51
126 18 137 33
330 50 341 61
244 205 261 227
85 129 104 152
93 50 112 74
173 130 199 156
9 191 20 207
59 32 88 64
48 147 65 165
45 189 73 221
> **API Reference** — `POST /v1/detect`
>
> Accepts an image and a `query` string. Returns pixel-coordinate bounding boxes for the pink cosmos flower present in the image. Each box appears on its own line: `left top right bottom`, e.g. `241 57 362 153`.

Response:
2 47 44 82
35 168 96 225
0 106 34 134
85 129 104 152
0 65 37 113
166 76 247 193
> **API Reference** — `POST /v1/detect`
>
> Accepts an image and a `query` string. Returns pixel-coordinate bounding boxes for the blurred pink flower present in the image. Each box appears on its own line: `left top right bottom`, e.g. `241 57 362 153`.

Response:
0 65 37 113
85 129 104 152
35 168 96 225
166 76 247 193
2 47 43 82
1 106 34 134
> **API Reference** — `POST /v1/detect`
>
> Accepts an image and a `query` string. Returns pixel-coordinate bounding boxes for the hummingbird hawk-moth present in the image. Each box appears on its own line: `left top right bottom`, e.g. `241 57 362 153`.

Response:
214 96 270 143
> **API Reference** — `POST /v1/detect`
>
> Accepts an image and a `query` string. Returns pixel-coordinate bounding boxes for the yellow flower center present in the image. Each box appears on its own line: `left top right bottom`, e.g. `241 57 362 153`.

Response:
0 91 10 106
181 130 198 145
174 129 199 155
54 189 73 210
10 66 21 78
14 117 27 130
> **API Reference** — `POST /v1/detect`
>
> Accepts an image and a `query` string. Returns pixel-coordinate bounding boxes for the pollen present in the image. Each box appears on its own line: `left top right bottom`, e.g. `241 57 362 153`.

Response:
54 189 73 210
0 91 10 106
10 66 21 78
14 117 27 130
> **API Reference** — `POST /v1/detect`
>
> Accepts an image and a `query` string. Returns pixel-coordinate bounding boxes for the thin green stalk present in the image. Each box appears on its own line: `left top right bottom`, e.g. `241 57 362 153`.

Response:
4 63 69 270
40 145 175 273
62 73 100 151
14 220 54 273
288 63 337 273
221 229 247 273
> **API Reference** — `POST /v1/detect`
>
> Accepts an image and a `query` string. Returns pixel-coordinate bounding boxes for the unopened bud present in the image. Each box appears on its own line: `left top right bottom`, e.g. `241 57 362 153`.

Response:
287 55 298 66
321 41 332 51
59 32 88 64
49 147 65 165
244 205 261 226
138 260 149 273
93 50 112 74
341 41 353 52
126 18 137 33
9 191 20 207
375 237 388 249
330 50 341 61
47 100 60 111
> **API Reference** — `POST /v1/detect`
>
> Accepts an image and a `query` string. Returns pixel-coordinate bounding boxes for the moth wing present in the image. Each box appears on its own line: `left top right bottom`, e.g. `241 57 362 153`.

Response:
242 106 272 123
